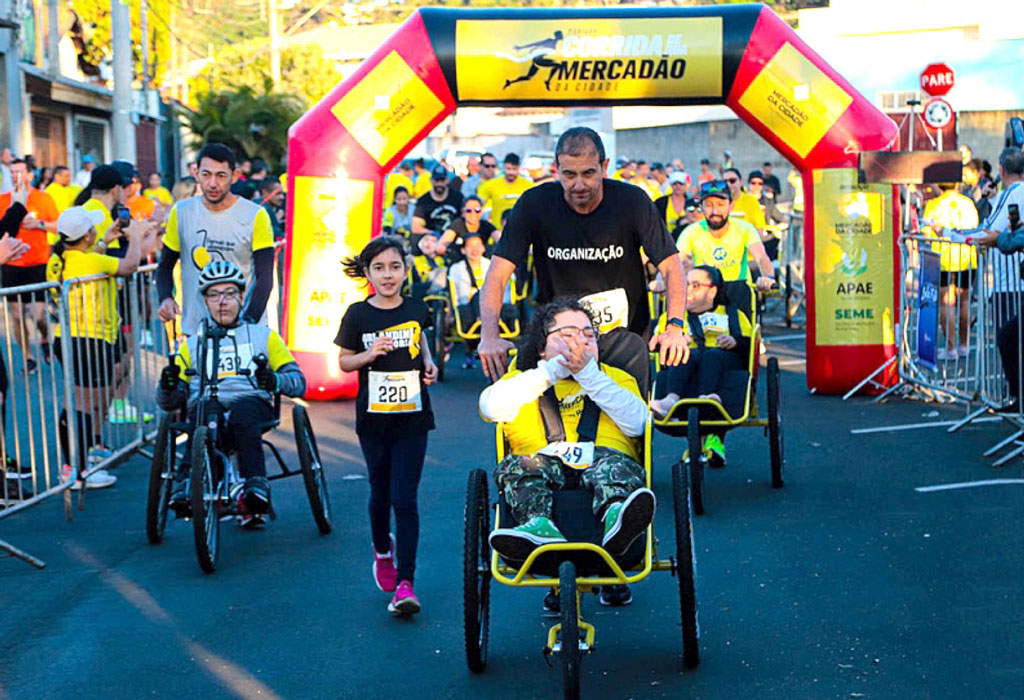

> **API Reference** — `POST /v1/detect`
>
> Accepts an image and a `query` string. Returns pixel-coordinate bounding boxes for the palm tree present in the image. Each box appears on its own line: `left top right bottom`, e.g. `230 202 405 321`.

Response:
182 86 304 172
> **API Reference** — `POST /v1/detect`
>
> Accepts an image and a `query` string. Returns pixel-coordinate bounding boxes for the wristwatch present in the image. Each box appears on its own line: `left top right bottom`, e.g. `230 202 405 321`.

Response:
667 317 686 330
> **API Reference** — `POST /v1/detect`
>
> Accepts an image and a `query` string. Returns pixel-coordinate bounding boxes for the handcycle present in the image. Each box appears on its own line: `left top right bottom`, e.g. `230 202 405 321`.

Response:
145 319 332 572
651 281 784 516
463 349 699 700
424 275 525 382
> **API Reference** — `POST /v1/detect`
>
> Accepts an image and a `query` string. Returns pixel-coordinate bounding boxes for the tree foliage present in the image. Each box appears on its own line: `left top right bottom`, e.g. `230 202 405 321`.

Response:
68 0 172 86
182 87 304 171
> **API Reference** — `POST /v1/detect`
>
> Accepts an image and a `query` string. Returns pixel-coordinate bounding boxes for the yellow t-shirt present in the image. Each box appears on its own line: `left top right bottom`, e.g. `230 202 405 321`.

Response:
384 174 414 208
478 176 533 225
677 219 761 282
922 190 980 272
664 196 686 232
143 186 173 206
414 172 432 198
45 182 82 213
729 191 766 231
47 250 120 342
81 198 120 252
495 363 642 462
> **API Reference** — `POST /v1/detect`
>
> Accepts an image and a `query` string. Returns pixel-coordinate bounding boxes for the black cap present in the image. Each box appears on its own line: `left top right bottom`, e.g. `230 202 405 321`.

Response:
685 197 700 211
430 165 449 180
110 160 135 187
88 165 124 191
699 180 732 201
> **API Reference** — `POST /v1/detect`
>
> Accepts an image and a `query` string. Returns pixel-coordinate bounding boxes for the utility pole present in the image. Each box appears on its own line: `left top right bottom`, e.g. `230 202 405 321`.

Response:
268 0 280 88
47 0 59 77
111 0 136 161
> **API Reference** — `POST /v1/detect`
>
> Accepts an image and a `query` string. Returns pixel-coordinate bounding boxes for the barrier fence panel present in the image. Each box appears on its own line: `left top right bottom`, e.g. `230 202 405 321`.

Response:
780 211 805 327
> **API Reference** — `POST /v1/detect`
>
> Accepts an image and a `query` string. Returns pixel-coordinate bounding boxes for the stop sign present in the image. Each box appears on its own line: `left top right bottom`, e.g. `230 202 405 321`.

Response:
920 63 955 97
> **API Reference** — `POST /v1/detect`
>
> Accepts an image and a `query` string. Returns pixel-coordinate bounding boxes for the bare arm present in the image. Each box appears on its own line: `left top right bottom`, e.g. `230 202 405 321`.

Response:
115 221 145 276
649 253 689 367
412 216 430 234
477 254 517 380
748 240 775 290
338 335 392 373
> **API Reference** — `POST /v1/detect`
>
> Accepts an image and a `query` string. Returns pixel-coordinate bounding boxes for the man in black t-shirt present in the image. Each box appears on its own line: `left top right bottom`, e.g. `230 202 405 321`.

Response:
412 165 464 249
479 127 689 382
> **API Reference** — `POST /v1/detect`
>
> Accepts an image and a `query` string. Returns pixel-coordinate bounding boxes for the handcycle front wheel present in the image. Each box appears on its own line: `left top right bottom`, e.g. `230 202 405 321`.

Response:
145 413 176 545
672 460 700 670
767 356 784 488
294 404 332 534
190 426 221 574
463 469 491 673
559 560 581 700
687 407 705 516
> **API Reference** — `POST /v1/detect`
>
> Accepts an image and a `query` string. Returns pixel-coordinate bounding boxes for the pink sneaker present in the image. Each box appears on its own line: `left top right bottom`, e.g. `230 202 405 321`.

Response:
388 580 421 617
373 534 398 593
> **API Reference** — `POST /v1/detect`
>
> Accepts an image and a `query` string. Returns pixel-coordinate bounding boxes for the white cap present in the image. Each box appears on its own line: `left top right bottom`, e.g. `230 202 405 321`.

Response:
523 156 543 171
668 171 688 185
57 206 105 242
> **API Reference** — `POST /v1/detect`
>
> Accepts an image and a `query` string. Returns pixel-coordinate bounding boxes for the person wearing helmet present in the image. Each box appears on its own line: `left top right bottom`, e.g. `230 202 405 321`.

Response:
156 260 306 524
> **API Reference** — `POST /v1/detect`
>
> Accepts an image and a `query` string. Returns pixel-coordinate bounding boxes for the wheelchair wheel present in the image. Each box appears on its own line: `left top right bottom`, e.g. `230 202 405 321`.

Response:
559 560 581 700
433 302 446 382
190 427 221 574
463 469 491 673
145 413 176 545
687 407 705 516
672 460 700 670
767 356 784 489
294 405 332 534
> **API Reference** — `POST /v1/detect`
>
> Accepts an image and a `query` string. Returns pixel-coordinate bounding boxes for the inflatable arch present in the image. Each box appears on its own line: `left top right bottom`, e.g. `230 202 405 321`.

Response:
285 4 899 399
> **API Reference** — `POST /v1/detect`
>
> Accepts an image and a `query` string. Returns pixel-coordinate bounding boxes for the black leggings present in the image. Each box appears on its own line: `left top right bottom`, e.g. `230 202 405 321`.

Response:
358 430 428 583
663 347 745 398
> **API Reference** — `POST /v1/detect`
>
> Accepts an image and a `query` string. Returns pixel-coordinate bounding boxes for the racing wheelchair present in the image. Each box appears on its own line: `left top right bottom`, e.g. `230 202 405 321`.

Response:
650 281 784 516
462 341 699 700
145 320 332 573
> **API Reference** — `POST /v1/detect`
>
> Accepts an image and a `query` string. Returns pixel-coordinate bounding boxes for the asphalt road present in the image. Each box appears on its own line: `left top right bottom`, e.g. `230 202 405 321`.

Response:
2 320 1024 700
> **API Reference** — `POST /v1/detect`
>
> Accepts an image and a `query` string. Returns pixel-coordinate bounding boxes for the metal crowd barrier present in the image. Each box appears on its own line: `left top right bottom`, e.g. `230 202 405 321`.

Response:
779 211 804 327
855 231 1024 466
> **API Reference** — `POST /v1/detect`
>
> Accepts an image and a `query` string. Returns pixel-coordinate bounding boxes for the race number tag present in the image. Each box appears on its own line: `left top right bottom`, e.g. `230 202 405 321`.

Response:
206 340 254 379
698 312 729 336
580 288 629 333
368 370 422 414
538 441 595 470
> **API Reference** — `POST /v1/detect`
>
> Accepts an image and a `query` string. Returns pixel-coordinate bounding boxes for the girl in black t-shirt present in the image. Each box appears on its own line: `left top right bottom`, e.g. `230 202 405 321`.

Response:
336 235 437 617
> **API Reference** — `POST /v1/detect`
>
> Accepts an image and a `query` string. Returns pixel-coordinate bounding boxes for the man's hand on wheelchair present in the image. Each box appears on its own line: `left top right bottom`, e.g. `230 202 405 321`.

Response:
649 327 690 367
479 334 515 381
160 364 180 391
756 275 776 292
255 364 279 393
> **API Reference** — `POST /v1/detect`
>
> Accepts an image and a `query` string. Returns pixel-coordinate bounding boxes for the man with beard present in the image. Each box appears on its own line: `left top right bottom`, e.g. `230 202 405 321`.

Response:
156 143 276 334
411 165 464 250
676 180 774 290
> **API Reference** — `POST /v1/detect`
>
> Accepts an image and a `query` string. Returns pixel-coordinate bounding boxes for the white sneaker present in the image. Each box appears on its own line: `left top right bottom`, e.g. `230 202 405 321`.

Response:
71 469 117 490
936 347 955 361
958 346 970 358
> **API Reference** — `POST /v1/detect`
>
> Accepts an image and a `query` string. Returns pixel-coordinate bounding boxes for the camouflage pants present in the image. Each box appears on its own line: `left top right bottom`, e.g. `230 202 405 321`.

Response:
494 447 645 525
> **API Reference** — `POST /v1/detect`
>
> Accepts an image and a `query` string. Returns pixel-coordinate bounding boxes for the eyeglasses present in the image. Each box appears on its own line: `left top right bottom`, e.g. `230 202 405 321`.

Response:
687 281 714 290
749 180 764 187
464 207 482 213
203 289 241 301
700 180 731 199
547 325 598 341
723 177 740 184
481 163 497 168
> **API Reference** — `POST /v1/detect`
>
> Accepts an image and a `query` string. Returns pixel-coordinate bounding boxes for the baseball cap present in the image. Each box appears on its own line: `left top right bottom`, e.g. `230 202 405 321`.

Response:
87 165 124 191
81 154 95 165
110 160 136 187
700 180 732 201
57 206 105 241
685 197 700 211
430 165 449 180
668 171 688 186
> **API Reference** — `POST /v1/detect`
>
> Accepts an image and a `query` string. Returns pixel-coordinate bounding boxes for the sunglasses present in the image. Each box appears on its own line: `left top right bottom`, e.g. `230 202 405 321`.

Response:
723 177 740 184
464 207 482 213
481 163 497 168
700 180 731 198
749 180 764 186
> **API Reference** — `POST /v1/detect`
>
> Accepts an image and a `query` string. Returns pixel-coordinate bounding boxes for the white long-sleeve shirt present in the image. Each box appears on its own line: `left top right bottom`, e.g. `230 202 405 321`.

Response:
450 256 512 305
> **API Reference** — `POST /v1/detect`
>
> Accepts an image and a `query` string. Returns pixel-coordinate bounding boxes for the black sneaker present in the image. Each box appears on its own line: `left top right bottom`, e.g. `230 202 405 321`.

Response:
598 584 633 607
25 358 37 375
542 587 560 617
242 476 271 514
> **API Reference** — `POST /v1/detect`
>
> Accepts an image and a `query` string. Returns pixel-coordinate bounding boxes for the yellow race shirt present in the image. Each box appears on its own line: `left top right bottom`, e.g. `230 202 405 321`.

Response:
47 250 120 342
923 190 980 272
384 174 414 208
496 363 642 462
82 198 120 252
44 182 82 213
677 219 761 282
143 186 173 206
730 191 766 231
414 172 432 198
478 176 533 225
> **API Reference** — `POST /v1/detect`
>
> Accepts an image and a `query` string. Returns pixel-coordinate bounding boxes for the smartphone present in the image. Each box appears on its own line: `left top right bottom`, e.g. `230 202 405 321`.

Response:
1010 203 1020 233
116 205 131 229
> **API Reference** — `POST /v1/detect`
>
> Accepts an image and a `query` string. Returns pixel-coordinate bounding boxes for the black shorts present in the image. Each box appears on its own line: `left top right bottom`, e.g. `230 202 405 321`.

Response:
940 270 973 288
2 264 47 303
53 337 117 388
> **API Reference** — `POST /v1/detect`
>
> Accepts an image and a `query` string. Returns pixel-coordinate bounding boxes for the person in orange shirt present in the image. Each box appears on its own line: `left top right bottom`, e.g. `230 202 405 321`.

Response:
0 159 59 371
125 172 156 221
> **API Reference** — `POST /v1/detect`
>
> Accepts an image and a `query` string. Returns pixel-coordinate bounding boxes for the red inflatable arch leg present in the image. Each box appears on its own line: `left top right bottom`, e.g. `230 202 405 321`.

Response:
285 5 899 399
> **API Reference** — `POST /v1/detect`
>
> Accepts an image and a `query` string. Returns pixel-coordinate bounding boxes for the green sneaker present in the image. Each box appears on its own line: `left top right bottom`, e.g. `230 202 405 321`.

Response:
601 488 656 555
489 515 566 561
705 434 726 468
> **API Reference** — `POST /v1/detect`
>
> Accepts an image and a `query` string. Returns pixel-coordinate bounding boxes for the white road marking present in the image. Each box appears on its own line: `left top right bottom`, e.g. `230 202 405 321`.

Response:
769 333 806 342
915 479 1024 493
851 416 1003 434
776 359 806 366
